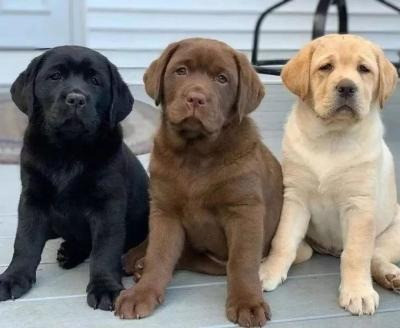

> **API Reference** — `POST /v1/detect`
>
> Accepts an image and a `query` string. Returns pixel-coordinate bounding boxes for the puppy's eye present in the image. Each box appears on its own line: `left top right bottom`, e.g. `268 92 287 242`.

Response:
176 67 187 75
358 64 370 73
319 63 333 72
50 72 61 80
216 74 228 84
91 77 100 85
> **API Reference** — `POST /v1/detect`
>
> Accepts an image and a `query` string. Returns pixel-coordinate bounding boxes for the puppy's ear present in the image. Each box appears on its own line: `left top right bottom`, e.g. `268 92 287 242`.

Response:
108 61 134 126
376 47 398 109
234 52 265 121
281 42 315 101
10 54 44 116
143 42 180 106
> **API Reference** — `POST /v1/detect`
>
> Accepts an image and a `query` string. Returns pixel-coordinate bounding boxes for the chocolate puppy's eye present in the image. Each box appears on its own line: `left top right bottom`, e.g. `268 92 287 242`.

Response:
50 72 61 80
91 77 99 85
216 74 228 84
358 64 370 73
176 67 187 75
319 63 333 72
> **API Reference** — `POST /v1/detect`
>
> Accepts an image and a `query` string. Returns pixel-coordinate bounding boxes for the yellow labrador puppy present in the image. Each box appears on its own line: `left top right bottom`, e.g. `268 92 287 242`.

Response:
259 34 399 315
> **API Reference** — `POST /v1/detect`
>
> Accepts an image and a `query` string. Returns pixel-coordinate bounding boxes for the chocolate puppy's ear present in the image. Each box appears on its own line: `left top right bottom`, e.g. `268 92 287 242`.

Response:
10 54 44 116
234 51 265 121
143 42 180 106
108 61 134 127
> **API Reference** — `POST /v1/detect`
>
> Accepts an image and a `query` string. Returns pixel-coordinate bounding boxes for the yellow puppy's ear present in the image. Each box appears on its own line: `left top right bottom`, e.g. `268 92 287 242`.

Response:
281 43 315 101
143 42 180 106
376 47 398 109
234 51 265 121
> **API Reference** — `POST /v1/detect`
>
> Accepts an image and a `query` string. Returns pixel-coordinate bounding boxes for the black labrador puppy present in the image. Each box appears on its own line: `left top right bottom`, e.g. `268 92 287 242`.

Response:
0 46 149 310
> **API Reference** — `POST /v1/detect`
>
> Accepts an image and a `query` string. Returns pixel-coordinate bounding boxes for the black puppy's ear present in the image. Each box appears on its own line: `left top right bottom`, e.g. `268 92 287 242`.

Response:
10 54 44 116
108 61 134 127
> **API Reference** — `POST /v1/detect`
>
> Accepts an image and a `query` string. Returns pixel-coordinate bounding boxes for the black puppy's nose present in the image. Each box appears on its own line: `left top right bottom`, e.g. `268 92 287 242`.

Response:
65 93 86 108
186 92 206 108
336 79 357 98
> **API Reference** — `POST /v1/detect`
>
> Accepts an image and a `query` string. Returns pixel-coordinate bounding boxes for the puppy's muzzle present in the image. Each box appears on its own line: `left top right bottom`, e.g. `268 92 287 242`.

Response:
335 79 357 99
65 92 86 110
185 91 206 111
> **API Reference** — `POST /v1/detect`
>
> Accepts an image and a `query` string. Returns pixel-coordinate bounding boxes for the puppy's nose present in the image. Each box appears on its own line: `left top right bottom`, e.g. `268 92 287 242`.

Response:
336 80 357 98
65 93 86 108
186 92 206 108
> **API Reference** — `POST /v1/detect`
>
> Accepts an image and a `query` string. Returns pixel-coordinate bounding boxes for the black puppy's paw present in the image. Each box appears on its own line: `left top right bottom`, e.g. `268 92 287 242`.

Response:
57 241 89 269
86 280 123 311
0 273 35 301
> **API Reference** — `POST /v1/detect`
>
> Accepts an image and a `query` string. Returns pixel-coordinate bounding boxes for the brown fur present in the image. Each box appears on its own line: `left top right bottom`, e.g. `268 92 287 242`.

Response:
115 38 283 327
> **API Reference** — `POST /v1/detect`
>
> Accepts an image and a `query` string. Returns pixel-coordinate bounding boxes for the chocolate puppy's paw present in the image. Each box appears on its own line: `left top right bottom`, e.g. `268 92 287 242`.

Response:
226 296 271 327
86 281 123 311
122 246 146 275
0 273 35 301
122 256 145 282
57 240 89 269
115 285 163 319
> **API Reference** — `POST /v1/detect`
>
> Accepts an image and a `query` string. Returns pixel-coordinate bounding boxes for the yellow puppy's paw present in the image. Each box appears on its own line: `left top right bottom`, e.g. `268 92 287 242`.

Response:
339 284 379 315
259 260 287 292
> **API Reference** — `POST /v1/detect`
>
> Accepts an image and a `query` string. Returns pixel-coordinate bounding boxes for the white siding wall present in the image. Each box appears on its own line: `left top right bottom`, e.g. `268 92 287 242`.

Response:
87 0 400 84
0 0 399 86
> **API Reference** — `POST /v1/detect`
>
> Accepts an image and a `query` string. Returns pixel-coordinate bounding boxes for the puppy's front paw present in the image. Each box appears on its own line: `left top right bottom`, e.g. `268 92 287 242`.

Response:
0 273 35 301
86 280 123 311
259 258 287 291
115 285 163 319
339 284 379 315
226 296 271 327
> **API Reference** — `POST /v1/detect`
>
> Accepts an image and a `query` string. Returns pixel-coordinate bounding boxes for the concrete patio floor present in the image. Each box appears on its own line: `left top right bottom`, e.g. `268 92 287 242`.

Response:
0 84 399 327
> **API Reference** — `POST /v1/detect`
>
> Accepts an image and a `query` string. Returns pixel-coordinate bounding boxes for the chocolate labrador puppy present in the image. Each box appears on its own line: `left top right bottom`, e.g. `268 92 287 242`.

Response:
0 46 149 310
115 38 283 327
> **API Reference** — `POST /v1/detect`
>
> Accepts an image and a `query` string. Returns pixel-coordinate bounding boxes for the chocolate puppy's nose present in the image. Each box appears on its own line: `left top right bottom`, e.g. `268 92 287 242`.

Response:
336 79 357 98
65 93 86 108
186 92 206 108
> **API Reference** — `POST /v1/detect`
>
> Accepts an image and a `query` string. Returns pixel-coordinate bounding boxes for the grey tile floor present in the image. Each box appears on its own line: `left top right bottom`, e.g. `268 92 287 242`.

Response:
0 84 399 327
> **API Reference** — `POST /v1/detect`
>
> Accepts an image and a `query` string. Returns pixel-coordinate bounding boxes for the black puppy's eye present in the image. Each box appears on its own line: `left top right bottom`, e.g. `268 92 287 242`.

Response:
50 72 61 80
91 77 99 85
319 63 333 72
216 74 228 84
358 64 370 73
176 67 187 75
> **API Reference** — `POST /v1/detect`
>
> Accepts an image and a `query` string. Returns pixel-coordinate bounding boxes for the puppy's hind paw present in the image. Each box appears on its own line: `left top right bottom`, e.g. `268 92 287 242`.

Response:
57 240 89 269
259 261 287 292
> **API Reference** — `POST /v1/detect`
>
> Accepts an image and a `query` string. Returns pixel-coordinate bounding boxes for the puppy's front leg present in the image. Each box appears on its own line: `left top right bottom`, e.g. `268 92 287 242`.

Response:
115 208 185 319
86 199 127 311
0 198 50 301
225 205 270 327
339 206 378 315
259 195 310 291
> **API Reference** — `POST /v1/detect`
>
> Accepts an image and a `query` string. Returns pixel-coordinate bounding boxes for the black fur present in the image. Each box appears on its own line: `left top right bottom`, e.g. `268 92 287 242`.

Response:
0 46 149 310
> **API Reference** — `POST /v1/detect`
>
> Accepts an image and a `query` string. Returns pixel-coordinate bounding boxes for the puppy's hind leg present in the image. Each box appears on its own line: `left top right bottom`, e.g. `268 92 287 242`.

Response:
176 246 226 275
57 239 91 269
372 206 400 293
259 196 311 291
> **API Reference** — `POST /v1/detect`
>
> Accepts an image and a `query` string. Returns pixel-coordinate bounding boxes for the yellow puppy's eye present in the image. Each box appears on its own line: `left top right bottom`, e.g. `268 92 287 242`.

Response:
216 74 228 84
319 63 333 72
358 64 370 73
176 67 187 75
